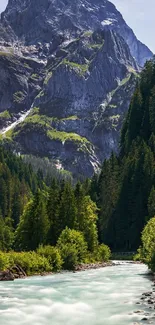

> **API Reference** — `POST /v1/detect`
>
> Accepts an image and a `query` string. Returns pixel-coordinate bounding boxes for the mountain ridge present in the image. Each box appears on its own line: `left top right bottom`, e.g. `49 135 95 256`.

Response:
1 0 152 66
0 0 153 177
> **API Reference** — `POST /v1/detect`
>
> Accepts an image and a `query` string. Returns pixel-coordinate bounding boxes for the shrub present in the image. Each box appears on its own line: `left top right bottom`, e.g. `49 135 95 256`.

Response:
37 245 62 272
0 251 51 275
138 217 155 264
97 244 111 262
0 251 11 271
57 228 88 270
59 244 78 270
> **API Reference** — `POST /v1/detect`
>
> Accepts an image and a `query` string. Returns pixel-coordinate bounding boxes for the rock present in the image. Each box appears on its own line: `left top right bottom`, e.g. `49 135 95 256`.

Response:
0 270 14 281
0 0 152 177
10 265 26 279
0 265 27 281
2 0 152 66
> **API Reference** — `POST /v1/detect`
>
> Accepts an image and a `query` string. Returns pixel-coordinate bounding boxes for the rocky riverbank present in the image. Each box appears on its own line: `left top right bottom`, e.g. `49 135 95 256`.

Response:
0 262 114 281
0 265 26 281
75 261 114 272
132 273 155 324
0 261 143 281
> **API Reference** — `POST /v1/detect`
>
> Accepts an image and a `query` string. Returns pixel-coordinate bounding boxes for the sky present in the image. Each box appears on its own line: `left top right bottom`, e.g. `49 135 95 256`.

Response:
111 0 154 52
0 0 154 52
0 0 7 13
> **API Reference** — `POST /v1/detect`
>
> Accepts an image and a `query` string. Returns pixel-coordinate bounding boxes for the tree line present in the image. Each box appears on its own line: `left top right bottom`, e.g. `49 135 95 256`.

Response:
0 146 110 271
91 59 155 252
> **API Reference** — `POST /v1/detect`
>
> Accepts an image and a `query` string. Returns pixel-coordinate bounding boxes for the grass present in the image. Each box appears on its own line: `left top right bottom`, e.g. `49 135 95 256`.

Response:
36 90 45 99
23 114 52 127
88 42 104 50
24 62 30 69
47 129 89 144
61 116 79 121
4 128 14 140
0 110 11 119
31 107 40 114
13 91 26 104
82 31 93 37
62 59 89 75
30 74 39 81
0 51 12 56
109 114 120 120
44 72 53 85
109 73 132 98
109 104 117 108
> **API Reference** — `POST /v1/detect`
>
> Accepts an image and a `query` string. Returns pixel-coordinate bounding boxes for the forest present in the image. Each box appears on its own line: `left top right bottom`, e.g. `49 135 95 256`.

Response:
1 59 155 274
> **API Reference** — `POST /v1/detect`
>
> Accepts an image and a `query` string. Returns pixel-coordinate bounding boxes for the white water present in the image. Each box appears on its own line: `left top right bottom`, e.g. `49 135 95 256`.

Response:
0 263 152 325
0 109 32 135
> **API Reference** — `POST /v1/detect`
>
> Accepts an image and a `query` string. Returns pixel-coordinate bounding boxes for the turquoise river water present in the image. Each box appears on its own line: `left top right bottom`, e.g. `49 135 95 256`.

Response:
0 262 152 325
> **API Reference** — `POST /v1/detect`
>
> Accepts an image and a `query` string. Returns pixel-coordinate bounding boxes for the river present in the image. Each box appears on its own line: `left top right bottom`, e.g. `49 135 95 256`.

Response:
0 262 152 325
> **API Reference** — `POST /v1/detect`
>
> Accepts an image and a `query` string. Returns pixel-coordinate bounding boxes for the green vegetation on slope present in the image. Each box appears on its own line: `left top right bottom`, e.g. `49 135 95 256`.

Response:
47 129 90 144
0 110 11 119
135 217 155 271
62 59 89 75
0 147 110 273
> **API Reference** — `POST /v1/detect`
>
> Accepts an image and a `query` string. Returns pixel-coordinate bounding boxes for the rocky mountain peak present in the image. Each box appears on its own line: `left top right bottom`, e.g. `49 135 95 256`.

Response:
1 0 153 66
0 0 153 177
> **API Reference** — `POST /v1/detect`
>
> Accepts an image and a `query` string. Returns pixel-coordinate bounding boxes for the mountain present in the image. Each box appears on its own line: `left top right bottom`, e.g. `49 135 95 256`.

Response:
0 0 153 177
1 0 152 66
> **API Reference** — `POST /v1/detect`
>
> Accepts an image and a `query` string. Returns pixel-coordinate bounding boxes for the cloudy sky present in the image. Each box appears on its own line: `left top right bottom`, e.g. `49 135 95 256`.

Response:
0 0 154 52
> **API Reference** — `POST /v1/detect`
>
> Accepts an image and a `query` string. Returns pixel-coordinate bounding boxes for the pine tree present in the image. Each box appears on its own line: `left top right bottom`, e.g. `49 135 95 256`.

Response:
58 182 77 235
47 179 60 245
15 190 49 251
148 186 155 220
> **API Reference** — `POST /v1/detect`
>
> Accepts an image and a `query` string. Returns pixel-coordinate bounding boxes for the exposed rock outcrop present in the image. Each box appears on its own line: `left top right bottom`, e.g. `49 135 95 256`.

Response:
0 265 26 281
1 0 152 66
0 0 153 177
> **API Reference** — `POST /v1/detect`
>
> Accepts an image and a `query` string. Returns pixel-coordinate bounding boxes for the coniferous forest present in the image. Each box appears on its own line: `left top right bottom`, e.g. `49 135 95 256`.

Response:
91 59 155 270
1 60 155 273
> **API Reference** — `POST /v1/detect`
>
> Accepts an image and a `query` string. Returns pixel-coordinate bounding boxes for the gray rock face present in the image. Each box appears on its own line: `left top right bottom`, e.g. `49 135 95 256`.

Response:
0 53 44 114
0 0 153 177
2 0 152 66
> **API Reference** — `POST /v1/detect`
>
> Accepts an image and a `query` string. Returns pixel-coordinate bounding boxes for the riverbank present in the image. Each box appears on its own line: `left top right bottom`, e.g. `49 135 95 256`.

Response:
137 274 155 323
0 261 114 281
0 260 143 281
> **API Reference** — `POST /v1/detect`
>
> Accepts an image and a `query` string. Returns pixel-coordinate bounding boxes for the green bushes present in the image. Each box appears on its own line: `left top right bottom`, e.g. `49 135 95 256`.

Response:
37 245 62 272
0 251 51 275
57 228 88 270
0 252 11 271
58 244 79 270
136 217 155 271
96 244 111 262
0 239 111 274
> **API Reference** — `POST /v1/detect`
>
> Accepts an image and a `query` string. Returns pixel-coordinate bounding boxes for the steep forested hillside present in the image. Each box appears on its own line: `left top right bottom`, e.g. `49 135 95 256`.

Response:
0 146 44 250
94 59 155 251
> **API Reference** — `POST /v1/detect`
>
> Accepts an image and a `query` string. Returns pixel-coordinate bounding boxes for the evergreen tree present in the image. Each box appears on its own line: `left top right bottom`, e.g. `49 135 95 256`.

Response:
148 186 155 220
15 190 49 251
47 179 60 245
57 182 77 235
